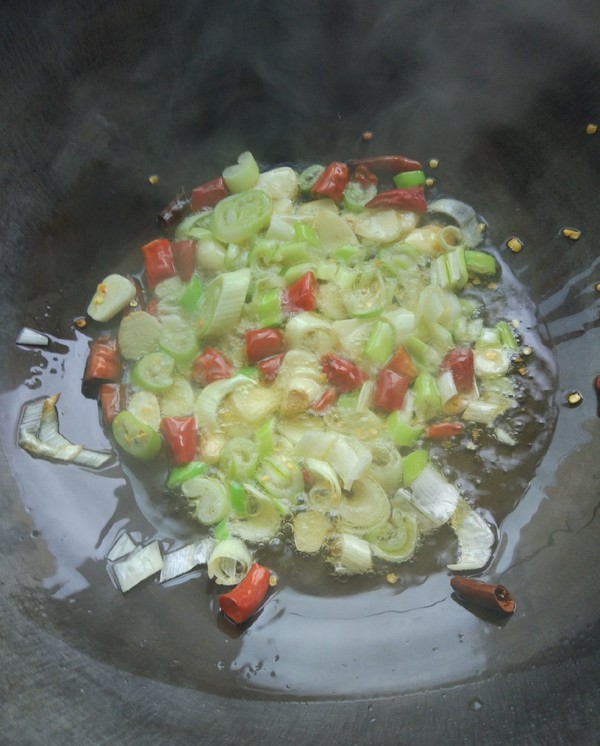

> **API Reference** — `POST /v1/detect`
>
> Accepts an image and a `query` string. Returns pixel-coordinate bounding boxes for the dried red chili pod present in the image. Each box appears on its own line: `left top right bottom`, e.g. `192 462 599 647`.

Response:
157 192 190 229
99 383 125 426
365 187 427 213
191 177 229 211
347 155 423 173
450 577 515 614
310 162 350 204
219 563 271 624
83 337 121 389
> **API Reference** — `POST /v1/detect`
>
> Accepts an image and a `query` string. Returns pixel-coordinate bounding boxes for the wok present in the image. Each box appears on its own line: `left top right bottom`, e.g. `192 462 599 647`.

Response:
1 0 599 743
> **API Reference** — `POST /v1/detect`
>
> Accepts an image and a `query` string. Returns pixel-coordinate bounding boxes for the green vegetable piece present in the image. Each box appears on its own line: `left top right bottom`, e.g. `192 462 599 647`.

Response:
222 151 259 193
413 373 442 421
167 461 207 489
465 249 497 277
237 366 259 380
342 181 377 212
364 320 395 365
337 392 360 409
211 189 272 244
175 212 213 241
294 222 320 246
386 412 423 447
255 287 283 327
255 417 276 459
276 241 313 266
298 164 325 194
179 275 203 313
112 411 162 462
159 325 199 366
229 480 247 517
334 244 362 264
402 449 429 486
283 262 315 285
496 320 519 351
392 170 426 189
131 352 175 393
214 519 231 541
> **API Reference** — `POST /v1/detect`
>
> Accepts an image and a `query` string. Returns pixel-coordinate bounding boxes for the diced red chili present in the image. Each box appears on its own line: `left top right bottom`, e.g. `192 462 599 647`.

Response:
365 187 427 213
311 162 350 204
141 238 176 288
310 387 338 413
99 383 125 426
440 348 474 393
386 346 418 381
321 354 367 393
284 271 318 313
191 177 228 211
160 416 198 465
257 353 286 383
245 328 285 363
84 337 121 387
425 422 465 439
192 348 233 386
347 155 423 173
374 368 410 412
171 240 196 282
219 563 271 624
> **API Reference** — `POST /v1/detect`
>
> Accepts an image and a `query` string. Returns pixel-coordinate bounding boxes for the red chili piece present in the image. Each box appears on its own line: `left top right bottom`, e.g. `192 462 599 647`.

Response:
257 353 286 383
440 348 474 393
450 577 516 614
425 422 464 439
245 328 285 363
84 337 121 386
122 274 145 316
141 239 176 289
374 368 410 412
386 346 418 382
192 348 233 386
191 177 229 211
171 240 196 282
145 298 159 317
99 383 125 426
347 155 423 173
321 354 367 393
310 387 338 413
160 416 198 465
157 192 190 229
353 164 378 185
219 563 271 624
311 162 350 204
284 271 318 313
365 187 427 213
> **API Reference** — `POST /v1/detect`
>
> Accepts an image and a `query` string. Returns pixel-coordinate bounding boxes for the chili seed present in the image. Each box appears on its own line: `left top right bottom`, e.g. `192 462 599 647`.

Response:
148 174 159 184
511 319 520 328
586 123 597 134
269 574 278 587
362 130 373 141
425 177 435 187
595 282 600 293
522 346 532 356
129 299 139 307
428 158 439 168
507 237 523 253
74 317 87 328
386 572 399 584
562 227 581 240
566 390 583 406
478 222 487 234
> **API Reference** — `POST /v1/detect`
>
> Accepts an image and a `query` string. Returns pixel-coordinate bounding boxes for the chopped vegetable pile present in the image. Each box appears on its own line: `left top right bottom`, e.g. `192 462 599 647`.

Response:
21 151 532 625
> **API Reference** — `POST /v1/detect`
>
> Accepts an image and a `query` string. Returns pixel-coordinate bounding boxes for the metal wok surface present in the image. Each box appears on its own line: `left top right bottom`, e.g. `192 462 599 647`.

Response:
0 1 599 743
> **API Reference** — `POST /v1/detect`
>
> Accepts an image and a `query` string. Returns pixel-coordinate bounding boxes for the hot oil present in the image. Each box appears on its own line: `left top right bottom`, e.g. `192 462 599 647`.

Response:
1 237 559 701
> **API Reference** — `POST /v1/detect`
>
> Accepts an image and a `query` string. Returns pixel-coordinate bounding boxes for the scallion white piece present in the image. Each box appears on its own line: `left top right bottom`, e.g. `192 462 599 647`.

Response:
159 538 217 582
207 538 253 586
447 499 495 571
328 533 373 575
428 198 482 248
112 541 163 592
407 464 460 528
16 327 49 346
107 532 137 561
194 374 256 432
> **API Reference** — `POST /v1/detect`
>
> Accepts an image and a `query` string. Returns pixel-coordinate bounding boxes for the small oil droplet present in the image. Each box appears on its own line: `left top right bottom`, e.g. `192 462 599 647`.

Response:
469 697 484 711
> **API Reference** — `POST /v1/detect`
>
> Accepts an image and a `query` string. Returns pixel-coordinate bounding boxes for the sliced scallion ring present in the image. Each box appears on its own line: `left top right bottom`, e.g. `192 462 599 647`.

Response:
211 189 272 244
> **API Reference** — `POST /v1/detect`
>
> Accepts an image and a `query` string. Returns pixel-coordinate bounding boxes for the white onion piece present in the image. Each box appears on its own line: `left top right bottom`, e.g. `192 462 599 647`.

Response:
408 464 460 528
293 511 331 554
428 198 482 248
107 532 137 561
112 541 163 592
257 166 299 201
194 374 256 431
326 435 372 490
16 327 49 346
338 477 390 534
18 395 112 469
329 533 373 575
87 274 136 322
447 499 495 571
208 538 253 585
159 538 216 582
